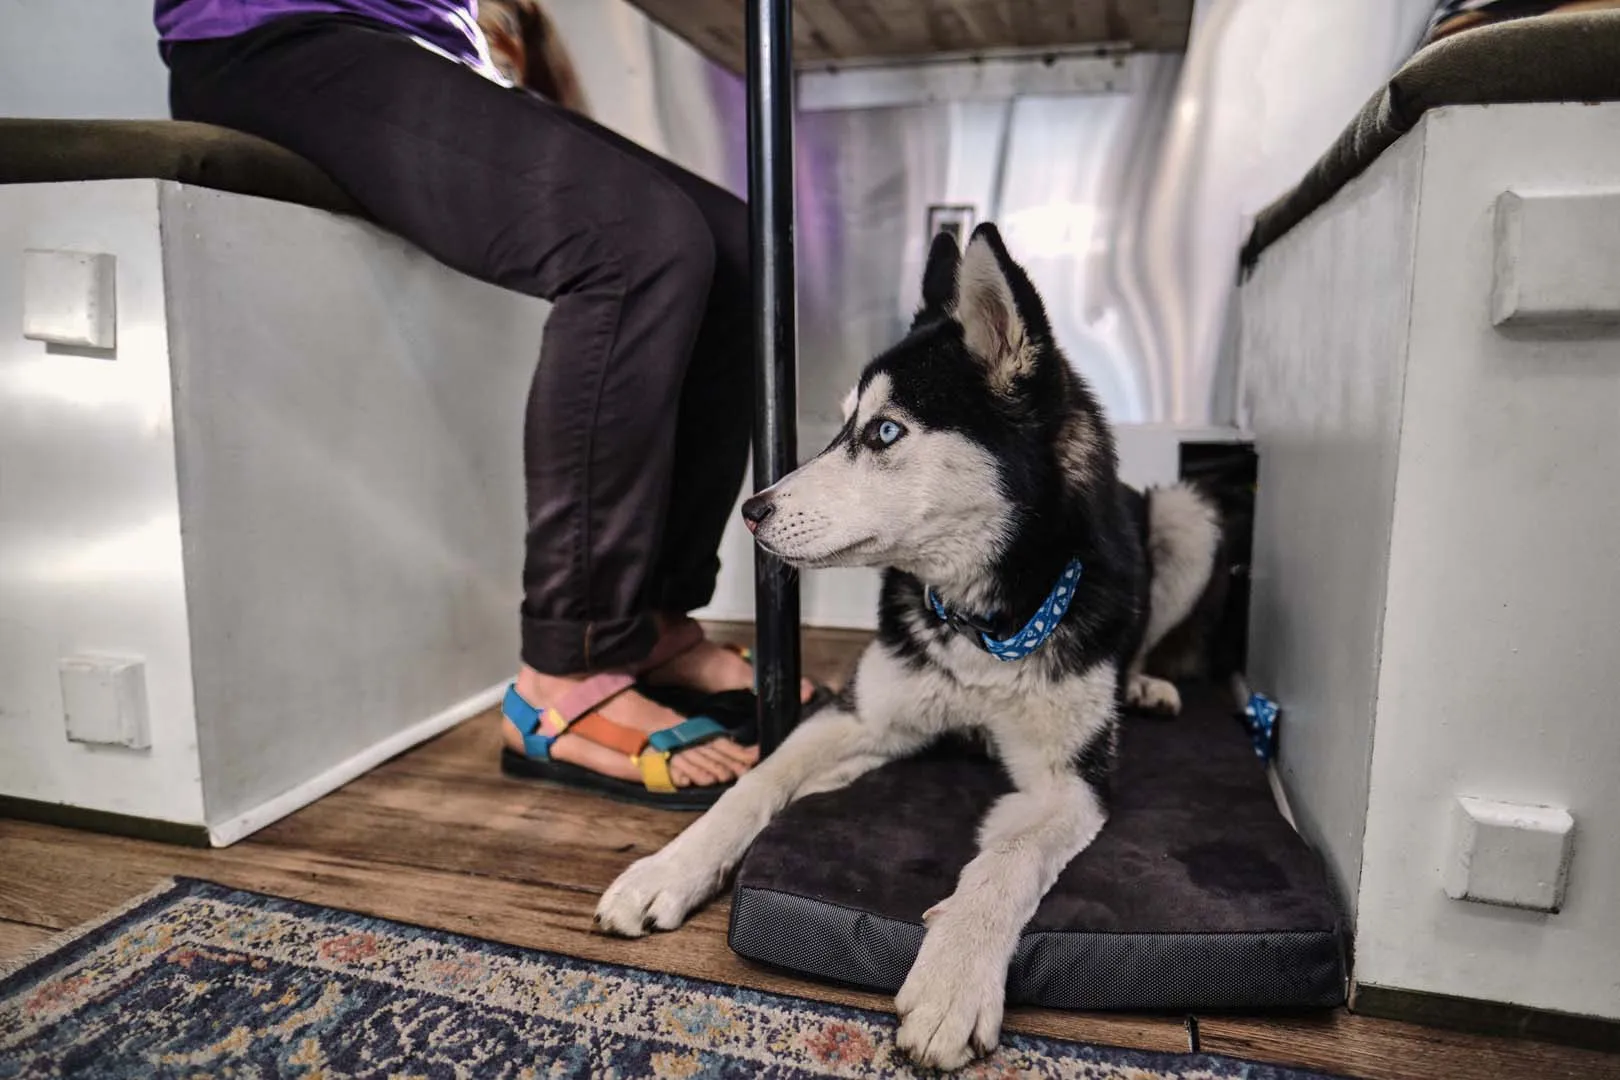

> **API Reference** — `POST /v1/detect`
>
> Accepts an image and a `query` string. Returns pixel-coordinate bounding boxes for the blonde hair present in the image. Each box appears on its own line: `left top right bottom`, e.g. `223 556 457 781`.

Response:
479 0 589 115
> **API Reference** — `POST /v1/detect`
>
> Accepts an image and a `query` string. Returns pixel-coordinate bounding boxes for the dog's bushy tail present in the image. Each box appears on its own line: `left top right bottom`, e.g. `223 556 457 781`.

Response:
1138 483 1222 674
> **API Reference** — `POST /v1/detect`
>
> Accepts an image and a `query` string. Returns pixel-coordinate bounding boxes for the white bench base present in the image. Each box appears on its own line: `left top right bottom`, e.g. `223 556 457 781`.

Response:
1240 102 1620 1021
1 180 545 845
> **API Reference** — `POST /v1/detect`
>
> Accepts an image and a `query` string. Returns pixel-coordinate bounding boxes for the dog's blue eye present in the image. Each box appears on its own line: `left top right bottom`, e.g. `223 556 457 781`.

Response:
878 420 902 445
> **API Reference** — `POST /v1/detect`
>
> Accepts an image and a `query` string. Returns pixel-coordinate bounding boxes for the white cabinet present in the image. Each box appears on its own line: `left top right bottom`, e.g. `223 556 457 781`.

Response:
1240 102 1620 1022
0 180 544 845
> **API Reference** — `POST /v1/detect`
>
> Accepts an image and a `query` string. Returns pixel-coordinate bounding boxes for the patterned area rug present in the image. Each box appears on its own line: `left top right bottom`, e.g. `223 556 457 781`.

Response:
0 879 1334 1078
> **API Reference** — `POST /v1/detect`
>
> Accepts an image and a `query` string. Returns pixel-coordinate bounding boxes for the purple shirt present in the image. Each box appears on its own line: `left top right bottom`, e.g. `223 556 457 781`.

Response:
155 1 501 79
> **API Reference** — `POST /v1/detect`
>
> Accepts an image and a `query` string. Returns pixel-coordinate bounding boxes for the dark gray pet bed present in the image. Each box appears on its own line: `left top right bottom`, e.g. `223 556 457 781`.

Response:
728 686 1346 1011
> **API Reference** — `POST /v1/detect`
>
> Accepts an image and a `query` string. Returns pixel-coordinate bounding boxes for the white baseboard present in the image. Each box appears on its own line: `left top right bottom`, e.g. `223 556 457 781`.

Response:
206 681 507 847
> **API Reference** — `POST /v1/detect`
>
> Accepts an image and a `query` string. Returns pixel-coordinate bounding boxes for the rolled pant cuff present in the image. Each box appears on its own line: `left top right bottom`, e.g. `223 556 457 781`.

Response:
652 569 721 618
520 611 657 675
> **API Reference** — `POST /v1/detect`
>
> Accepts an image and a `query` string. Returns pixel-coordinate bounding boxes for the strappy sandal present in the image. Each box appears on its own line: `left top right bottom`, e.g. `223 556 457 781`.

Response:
639 642 837 738
500 672 737 810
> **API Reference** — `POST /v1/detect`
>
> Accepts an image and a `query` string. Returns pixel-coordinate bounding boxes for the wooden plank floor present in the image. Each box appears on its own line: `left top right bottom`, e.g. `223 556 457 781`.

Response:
2 625 1615 1079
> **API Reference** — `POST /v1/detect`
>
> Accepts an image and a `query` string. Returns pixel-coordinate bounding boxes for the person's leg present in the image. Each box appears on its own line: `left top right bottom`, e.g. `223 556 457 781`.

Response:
517 104 753 618
519 92 817 704
166 17 752 786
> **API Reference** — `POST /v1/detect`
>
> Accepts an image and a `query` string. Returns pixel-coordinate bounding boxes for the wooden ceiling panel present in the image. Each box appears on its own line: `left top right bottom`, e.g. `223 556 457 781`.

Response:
627 0 1194 74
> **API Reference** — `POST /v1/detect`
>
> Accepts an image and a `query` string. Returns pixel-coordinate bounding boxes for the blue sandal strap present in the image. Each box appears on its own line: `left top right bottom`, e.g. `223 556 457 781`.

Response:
504 684 543 733
638 716 729 792
504 684 562 761
646 715 727 754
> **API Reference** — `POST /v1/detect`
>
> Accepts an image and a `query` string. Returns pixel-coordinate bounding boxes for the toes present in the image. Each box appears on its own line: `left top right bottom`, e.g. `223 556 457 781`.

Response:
929 1038 974 1072
594 888 651 938
648 888 695 931
895 952 1000 1069
1127 675 1182 715
711 738 759 770
697 740 748 776
926 1015 975 1070
696 742 746 779
670 738 758 788
971 1009 1001 1057
894 1009 932 1060
597 853 710 937
670 750 727 788
896 1005 973 1071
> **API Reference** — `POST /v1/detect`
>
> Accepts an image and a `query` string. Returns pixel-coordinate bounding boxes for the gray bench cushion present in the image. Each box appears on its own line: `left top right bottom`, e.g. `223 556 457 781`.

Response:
1241 10 1620 272
0 119 360 217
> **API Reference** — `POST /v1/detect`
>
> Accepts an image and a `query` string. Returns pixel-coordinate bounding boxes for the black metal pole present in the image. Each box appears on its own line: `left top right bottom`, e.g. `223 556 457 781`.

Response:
746 0 801 756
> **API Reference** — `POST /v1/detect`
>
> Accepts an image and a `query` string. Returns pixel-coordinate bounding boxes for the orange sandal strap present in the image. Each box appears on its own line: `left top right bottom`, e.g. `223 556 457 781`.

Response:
568 712 652 758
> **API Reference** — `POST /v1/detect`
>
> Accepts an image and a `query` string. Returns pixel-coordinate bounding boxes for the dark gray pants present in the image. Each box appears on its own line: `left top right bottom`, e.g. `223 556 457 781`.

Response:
166 15 753 674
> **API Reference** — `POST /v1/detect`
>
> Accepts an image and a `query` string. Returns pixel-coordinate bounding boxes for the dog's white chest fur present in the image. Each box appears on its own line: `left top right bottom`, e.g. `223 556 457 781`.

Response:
856 622 1119 785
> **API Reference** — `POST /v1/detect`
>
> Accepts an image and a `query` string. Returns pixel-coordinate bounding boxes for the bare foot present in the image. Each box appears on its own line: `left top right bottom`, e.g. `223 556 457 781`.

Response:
503 665 758 789
643 615 817 704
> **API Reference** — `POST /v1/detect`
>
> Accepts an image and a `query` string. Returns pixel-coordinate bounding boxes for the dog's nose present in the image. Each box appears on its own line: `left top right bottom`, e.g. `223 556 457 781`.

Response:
740 495 776 534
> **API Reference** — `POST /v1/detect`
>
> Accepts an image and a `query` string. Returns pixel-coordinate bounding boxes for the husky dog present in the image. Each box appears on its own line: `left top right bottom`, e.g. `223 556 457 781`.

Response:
596 224 1220 1070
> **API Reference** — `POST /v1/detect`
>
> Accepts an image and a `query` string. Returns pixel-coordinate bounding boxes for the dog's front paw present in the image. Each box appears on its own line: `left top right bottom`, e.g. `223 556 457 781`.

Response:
1126 673 1181 716
893 930 1005 1070
594 850 721 937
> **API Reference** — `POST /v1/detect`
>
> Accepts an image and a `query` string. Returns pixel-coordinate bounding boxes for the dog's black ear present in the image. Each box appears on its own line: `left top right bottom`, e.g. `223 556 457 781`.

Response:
917 231 961 319
954 223 1045 390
